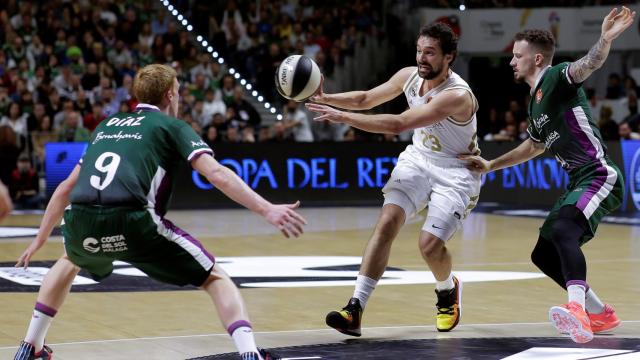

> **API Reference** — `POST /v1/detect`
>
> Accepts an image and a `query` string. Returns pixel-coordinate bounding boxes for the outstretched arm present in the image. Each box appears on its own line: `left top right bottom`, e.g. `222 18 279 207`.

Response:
310 67 414 110
306 88 473 134
16 165 81 268
569 6 636 83
192 154 307 238
460 139 546 173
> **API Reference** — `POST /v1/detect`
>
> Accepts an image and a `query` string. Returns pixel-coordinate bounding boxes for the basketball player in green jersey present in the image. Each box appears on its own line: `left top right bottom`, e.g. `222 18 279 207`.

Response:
463 7 635 344
13 64 306 360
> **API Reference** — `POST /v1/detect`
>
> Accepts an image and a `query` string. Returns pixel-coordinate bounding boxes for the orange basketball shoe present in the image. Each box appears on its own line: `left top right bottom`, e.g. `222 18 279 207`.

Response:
549 301 593 343
589 304 621 334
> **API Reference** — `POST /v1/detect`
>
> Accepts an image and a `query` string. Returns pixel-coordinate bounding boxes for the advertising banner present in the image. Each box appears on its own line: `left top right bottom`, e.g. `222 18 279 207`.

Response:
44 141 635 211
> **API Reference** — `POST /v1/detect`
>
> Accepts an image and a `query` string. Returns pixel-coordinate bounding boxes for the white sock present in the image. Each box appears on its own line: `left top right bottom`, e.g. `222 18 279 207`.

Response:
585 288 605 314
24 310 54 352
231 326 258 355
567 284 586 310
435 273 455 291
353 275 377 309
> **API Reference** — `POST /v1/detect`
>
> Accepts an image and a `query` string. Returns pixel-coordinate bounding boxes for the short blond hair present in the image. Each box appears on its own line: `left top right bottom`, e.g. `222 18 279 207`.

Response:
133 64 177 105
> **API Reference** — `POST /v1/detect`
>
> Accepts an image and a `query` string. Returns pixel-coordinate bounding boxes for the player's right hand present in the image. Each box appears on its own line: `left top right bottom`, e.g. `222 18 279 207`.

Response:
459 154 492 173
15 242 40 269
309 75 326 103
264 200 308 238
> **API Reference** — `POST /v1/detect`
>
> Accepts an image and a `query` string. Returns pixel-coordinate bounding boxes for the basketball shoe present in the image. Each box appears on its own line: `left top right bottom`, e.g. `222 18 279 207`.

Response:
240 348 280 360
589 304 621 334
13 341 52 360
325 297 363 337
435 276 462 332
549 301 593 343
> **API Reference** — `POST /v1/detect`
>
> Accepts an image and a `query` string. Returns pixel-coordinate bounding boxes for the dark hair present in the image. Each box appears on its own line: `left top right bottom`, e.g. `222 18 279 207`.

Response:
513 29 555 63
418 23 458 65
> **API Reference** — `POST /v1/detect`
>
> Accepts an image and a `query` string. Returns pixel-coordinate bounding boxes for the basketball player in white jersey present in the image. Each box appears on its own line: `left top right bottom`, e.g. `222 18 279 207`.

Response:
306 23 480 335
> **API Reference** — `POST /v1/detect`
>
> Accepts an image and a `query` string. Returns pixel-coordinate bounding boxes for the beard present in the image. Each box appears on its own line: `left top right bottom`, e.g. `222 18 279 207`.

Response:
418 64 443 80
513 71 524 83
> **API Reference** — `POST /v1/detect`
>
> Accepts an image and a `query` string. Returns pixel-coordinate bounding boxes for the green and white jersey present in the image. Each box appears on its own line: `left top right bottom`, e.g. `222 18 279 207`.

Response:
70 104 212 215
527 62 608 174
403 69 480 159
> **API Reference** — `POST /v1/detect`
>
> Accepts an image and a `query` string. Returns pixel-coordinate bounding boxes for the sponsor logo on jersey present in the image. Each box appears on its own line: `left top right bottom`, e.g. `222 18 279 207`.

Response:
544 130 560 148
532 113 550 129
191 139 208 148
93 131 143 144
536 89 543 103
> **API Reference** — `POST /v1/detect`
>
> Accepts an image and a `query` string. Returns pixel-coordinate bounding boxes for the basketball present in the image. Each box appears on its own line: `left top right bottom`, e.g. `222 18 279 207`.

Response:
275 55 322 102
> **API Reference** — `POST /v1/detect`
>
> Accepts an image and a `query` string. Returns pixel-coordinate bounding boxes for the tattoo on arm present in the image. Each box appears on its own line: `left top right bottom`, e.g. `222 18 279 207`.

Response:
569 37 611 83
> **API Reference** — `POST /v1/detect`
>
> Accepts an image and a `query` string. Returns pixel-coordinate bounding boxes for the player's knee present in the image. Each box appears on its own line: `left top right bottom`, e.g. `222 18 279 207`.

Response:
377 210 405 235
418 234 444 258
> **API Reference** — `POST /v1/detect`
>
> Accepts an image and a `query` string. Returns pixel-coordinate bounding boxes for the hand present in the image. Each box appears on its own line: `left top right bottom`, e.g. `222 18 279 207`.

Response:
601 7 636 42
309 75 326 103
305 103 346 123
15 241 42 269
0 181 12 221
459 154 492 173
264 200 308 238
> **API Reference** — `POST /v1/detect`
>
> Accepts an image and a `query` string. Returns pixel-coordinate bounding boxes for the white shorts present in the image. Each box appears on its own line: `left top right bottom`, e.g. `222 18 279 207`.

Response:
382 145 481 241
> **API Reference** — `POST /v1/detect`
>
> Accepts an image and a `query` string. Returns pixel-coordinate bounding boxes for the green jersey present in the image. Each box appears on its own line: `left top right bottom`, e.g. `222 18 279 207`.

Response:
527 62 607 175
70 104 212 215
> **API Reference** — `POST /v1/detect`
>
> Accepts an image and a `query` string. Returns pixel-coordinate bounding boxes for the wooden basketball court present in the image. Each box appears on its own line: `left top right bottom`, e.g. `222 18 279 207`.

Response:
0 207 638 359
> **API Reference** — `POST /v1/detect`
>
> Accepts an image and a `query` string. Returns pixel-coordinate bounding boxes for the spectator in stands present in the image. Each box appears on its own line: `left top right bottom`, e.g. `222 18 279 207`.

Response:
599 106 620 141
203 88 227 125
282 100 313 142
83 101 105 132
203 125 220 147
57 111 90 142
624 75 640 95
619 121 640 140
605 73 625 99
0 125 21 186
622 90 639 127
0 102 29 152
232 85 261 129
10 154 43 210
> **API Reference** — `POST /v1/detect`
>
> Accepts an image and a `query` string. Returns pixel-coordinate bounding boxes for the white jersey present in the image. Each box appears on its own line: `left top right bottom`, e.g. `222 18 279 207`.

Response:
403 69 480 159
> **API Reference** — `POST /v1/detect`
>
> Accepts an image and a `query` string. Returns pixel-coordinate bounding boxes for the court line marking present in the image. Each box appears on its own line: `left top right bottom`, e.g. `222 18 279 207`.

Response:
1 321 640 349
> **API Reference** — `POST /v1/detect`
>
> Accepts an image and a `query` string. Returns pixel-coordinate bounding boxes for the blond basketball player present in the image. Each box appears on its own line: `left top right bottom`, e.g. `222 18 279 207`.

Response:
306 23 480 335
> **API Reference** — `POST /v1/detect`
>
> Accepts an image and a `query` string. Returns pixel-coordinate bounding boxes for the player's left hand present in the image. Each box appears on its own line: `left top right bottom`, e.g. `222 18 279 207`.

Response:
459 154 492 173
601 6 636 42
264 201 308 238
305 103 346 123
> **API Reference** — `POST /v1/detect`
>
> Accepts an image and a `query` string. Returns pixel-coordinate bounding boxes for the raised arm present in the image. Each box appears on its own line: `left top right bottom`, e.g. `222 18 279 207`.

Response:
16 165 81 268
569 6 636 83
310 67 414 111
461 138 546 174
306 88 473 134
192 154 307 238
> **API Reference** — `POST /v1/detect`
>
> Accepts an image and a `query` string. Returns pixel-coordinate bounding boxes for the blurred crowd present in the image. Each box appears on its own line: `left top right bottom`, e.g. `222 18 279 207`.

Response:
0 0 383 208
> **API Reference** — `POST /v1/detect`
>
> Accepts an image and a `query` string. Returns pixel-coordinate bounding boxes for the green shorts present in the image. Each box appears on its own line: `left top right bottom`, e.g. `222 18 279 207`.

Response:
540 159 624 245
62 204 215 287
